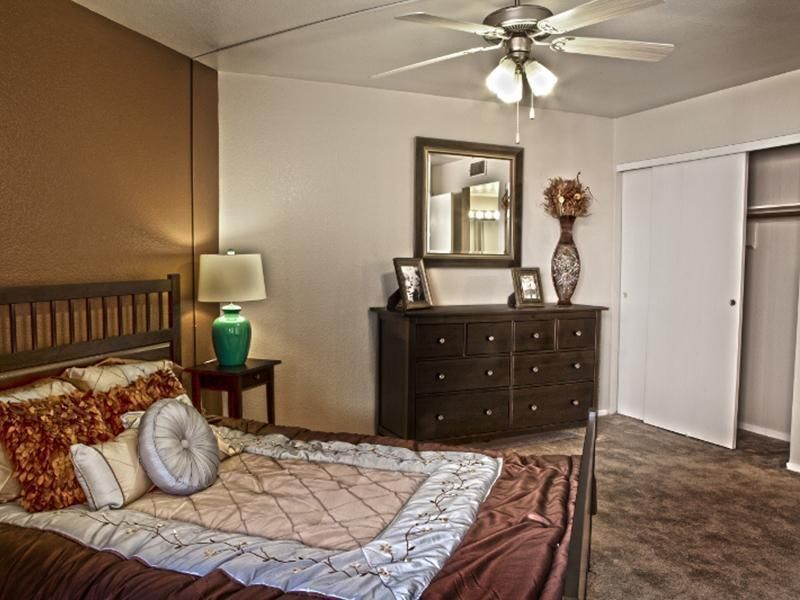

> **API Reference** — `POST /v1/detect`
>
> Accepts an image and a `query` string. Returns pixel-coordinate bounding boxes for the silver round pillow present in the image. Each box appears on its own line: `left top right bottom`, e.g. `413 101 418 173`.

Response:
138 398 220 495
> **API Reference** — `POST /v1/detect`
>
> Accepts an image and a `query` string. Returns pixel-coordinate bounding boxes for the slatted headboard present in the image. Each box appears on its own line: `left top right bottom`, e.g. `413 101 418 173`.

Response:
0 274 181 383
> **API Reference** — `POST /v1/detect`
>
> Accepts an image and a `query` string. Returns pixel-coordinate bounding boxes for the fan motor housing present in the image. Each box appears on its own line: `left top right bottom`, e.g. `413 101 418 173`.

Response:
483 4 554 33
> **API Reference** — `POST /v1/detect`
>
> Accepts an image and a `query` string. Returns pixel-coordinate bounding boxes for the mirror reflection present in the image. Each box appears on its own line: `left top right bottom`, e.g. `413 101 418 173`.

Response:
428 153 512 256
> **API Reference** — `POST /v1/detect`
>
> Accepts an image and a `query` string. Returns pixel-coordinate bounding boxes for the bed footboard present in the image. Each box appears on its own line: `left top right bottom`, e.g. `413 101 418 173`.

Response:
562 410 598 600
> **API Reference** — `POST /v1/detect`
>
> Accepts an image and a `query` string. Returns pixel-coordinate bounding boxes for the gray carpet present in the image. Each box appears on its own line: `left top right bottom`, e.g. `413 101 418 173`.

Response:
479 415 800 600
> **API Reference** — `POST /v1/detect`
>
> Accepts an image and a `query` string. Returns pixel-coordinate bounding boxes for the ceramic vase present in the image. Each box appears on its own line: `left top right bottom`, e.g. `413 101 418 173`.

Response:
551 215 581 306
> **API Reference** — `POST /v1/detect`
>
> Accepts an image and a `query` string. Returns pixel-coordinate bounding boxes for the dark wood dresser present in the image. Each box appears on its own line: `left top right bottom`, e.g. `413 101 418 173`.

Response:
371 304 606 442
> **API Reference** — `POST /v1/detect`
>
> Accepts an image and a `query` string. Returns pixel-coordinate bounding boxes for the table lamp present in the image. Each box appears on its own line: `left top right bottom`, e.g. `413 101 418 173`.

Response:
197 250 266 366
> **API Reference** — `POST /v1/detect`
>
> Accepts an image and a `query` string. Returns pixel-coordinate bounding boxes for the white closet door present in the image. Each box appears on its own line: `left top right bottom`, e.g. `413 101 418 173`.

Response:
618 169 653 419
643 154 747 448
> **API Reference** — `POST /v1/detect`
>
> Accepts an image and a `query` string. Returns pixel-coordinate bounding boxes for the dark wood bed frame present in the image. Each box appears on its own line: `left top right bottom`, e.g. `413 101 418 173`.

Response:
0 274 597 600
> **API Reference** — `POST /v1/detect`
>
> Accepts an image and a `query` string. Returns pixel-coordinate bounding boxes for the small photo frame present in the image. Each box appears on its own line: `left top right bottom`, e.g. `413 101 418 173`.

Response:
511 267 544 307
393 258 433 310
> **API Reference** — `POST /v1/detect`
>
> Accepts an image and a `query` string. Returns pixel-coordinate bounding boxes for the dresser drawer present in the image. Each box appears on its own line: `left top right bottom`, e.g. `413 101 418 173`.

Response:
512 383 593 429
514 319 556 352
513 351 594 386
415 356 510 394
557 318 595 350
466 321 512 355
416 390 508 440
415 324 464 358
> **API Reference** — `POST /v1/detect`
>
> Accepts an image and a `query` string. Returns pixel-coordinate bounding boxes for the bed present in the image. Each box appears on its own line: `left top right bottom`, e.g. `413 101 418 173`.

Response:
0 275 596 600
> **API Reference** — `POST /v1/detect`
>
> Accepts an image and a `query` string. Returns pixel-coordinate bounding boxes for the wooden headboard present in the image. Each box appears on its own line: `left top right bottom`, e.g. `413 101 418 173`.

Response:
0 274 181 383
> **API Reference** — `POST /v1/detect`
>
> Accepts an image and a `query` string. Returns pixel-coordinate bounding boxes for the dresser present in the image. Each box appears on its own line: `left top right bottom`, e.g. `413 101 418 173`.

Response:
371 304 606 442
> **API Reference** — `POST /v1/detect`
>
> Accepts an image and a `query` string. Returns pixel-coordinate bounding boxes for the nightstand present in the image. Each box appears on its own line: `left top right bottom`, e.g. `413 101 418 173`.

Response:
186 358 281 423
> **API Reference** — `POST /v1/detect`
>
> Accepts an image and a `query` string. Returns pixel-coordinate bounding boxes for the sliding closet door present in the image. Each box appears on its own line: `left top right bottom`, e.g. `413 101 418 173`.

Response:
643 154 748 448
618 169 653 419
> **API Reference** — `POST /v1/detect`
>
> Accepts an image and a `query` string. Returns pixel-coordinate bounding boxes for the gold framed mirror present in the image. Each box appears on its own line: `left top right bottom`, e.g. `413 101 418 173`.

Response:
414 137 523 267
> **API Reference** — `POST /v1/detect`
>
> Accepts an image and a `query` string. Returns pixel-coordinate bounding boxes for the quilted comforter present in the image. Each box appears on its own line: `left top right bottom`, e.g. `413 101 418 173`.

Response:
0 416 579 600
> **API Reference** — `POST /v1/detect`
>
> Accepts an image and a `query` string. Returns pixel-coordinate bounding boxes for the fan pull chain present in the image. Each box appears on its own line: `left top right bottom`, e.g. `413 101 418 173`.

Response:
530 94 536 119
515 100 520 144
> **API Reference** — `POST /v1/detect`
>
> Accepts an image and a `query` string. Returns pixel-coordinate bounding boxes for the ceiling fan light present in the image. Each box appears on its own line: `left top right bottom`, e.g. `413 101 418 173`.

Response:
486 59 522 103
525 60 558 96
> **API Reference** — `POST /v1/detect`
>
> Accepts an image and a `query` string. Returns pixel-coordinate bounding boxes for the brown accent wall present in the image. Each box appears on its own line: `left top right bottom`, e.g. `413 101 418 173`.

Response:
0 0 218 364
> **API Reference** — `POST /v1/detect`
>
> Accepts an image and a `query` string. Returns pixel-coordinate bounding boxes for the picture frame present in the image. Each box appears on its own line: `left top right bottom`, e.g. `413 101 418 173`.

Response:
511 267 544 307
393 257 433 311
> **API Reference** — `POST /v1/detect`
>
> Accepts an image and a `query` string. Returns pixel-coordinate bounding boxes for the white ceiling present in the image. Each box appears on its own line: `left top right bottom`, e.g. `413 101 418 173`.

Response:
73 0 800 117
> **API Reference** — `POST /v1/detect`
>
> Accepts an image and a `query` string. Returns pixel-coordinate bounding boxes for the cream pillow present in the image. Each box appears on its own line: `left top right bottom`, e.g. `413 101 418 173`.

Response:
62 359 182 393
71 429 152 510
1 379 80 503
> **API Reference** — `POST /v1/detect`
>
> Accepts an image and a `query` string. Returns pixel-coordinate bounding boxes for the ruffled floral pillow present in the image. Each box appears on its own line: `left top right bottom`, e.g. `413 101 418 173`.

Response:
0 392 116 512
90 370 187 432
0 370 188 513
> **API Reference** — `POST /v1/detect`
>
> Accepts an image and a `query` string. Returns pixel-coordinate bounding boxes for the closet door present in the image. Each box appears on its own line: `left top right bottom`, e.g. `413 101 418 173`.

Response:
618 169 653 419
643 154 747 448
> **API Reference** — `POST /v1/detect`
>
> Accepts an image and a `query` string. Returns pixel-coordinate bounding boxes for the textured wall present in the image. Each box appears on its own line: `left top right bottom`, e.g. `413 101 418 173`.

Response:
219 73 615 433
614 69 800 164
0 0 218 365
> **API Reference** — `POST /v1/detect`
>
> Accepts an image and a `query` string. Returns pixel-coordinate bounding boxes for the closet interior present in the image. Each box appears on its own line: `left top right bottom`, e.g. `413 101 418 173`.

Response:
739 145 800 442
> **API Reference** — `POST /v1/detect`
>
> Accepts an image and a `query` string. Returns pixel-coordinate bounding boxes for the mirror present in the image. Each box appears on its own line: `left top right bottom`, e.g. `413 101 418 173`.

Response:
415 137 523 267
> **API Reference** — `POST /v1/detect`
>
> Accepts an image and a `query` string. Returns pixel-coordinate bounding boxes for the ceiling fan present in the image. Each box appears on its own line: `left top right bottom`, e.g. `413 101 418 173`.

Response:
372 0 674 115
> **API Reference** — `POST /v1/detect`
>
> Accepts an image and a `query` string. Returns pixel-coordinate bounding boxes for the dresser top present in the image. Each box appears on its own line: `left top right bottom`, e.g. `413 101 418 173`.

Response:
370 303 607 318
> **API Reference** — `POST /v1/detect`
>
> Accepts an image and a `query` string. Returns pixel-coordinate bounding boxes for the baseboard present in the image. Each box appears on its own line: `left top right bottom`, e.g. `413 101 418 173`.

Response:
596 409 610 417
738 421 791 442
787 462 800 474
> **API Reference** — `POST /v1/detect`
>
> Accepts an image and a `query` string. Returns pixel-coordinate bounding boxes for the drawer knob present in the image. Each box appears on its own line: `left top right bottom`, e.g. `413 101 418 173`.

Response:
573 363 582 370
487 335 495 342
437 373 446 381
486 369 494 377
530 366 539 373
571 399 580 406
437 337 446 344
436 414 445 421
529 404 539 412
484 409 493 416
575 330 583 337
532 332 541 339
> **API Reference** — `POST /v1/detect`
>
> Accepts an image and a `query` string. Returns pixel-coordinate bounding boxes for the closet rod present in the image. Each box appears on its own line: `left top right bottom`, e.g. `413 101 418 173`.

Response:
747 204 800 220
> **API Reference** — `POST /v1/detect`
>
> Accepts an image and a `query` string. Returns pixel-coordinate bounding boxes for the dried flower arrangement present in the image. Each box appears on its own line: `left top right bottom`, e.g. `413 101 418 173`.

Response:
542 172 593 218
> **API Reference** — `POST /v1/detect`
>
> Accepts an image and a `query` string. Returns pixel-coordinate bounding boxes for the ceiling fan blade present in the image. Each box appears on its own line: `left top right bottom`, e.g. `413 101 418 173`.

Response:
538 0 663 35
550 36 674 61
371 42 504 79
396 12 507 39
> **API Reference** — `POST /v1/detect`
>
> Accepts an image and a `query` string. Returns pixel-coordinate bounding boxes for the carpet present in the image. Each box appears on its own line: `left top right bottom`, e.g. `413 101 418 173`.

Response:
479 415 800 599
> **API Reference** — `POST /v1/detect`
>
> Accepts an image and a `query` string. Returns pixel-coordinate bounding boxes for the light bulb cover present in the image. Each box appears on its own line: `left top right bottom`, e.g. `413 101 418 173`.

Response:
486 59 523 104
525 60 558 97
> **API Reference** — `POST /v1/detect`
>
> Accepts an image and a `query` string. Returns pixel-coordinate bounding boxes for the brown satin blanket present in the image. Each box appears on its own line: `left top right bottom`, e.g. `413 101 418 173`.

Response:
0 417 578 600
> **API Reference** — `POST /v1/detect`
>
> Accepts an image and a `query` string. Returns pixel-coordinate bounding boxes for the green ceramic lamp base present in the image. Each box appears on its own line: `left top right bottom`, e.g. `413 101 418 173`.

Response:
211 304 252 367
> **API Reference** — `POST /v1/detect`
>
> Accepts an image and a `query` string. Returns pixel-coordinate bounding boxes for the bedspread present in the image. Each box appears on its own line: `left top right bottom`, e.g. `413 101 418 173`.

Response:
0 417 578 600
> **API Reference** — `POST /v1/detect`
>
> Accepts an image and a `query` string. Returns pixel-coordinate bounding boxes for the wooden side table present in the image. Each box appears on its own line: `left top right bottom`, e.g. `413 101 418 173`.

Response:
186 358 281 423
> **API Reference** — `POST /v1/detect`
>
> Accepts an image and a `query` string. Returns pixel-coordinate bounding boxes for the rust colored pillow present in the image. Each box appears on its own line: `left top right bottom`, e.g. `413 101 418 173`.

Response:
0 393 117 512
91 369 187 431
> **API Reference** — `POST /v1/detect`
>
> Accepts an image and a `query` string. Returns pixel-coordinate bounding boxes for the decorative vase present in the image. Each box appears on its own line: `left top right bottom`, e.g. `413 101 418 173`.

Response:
551 215 581 306
211 304 252 366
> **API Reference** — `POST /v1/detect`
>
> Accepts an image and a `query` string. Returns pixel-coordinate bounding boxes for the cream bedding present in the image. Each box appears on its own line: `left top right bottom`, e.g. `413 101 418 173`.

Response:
0 426 502 600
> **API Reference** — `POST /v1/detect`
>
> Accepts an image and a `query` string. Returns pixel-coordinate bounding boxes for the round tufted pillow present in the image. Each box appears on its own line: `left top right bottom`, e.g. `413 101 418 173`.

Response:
138 398 220 495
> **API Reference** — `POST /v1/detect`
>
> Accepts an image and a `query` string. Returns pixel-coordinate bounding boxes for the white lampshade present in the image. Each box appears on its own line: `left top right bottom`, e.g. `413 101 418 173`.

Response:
486 59 523 104
525 60 558 97
197 251 266 303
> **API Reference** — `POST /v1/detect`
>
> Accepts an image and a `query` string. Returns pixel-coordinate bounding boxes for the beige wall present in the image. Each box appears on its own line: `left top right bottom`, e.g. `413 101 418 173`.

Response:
615 69 800 164
219 73 615 433
0 0 218 365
